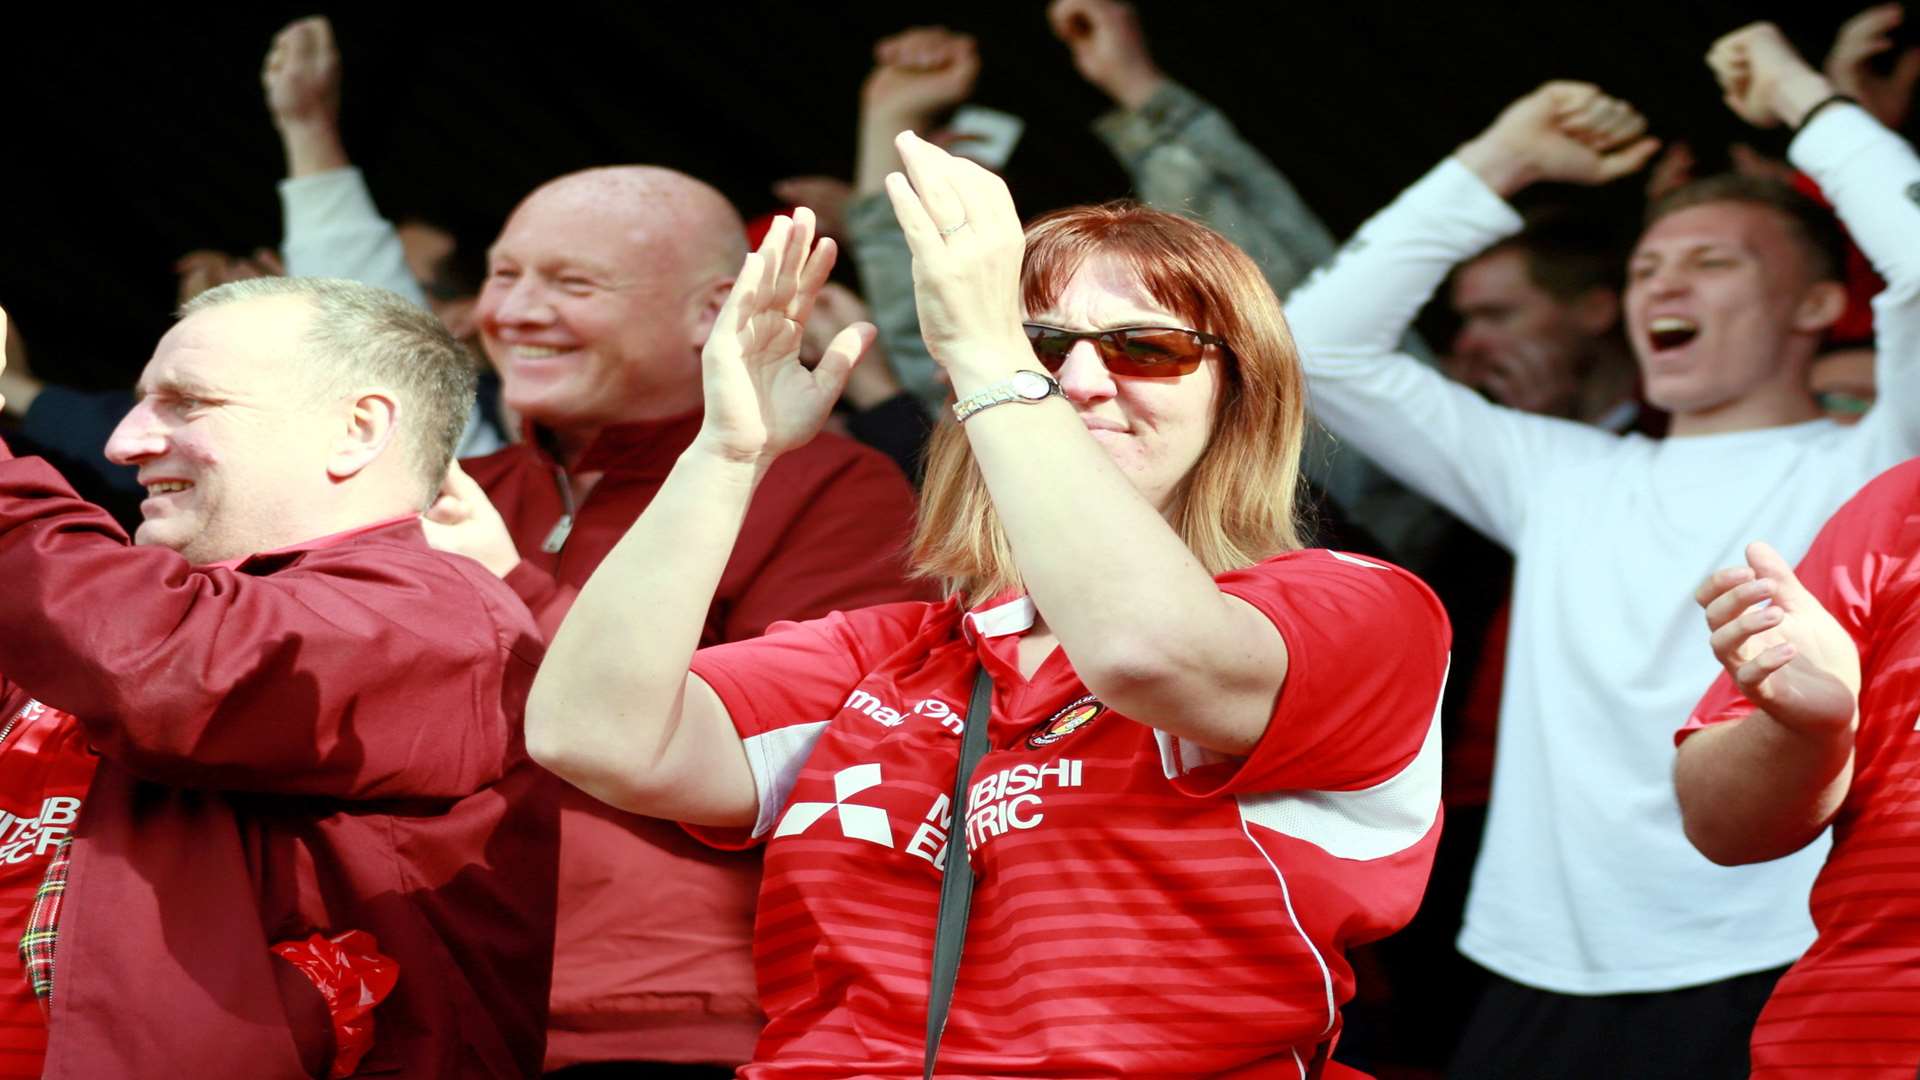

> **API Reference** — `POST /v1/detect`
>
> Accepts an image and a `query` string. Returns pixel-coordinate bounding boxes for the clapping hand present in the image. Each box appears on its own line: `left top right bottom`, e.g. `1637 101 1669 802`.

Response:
1695 541 1861 736
695 209 873 464
883 132 1028 381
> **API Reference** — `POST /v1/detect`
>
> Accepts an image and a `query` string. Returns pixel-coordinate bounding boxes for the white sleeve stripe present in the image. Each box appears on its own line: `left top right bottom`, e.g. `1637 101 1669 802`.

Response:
1237 658 1447 861
1327 550 1389 570
743 720 833 839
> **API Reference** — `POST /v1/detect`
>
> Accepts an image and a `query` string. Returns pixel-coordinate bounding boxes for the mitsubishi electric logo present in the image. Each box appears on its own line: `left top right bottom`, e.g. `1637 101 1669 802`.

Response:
772 763 894 848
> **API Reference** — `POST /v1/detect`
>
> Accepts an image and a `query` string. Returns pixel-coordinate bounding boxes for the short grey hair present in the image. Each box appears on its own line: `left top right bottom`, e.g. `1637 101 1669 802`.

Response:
182 277 477 501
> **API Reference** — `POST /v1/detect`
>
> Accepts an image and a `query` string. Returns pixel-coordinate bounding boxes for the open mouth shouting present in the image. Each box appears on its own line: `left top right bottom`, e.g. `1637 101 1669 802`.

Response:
1647 316 1700 352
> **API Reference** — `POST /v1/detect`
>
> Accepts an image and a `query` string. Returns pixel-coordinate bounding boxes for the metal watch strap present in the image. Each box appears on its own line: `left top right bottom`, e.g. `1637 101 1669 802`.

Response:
950 370 1062 423
923 665 994 1079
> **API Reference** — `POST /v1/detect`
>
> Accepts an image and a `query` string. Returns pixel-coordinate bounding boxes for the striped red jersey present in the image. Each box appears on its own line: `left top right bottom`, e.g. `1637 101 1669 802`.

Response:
1680 458 1920 1078
688 549 1450 1078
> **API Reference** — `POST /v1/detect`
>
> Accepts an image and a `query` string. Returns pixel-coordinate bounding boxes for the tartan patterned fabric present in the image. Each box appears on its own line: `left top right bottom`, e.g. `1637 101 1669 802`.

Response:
20 837 70 1015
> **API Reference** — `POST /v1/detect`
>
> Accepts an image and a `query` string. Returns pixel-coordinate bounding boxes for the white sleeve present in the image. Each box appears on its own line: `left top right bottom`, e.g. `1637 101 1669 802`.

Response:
278 167 430 309
1284 159 1616 547
1790 104 1920 461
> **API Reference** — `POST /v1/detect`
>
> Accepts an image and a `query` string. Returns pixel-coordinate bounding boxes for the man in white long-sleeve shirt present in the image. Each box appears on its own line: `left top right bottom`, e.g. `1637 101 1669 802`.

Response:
1284 25 1920 1079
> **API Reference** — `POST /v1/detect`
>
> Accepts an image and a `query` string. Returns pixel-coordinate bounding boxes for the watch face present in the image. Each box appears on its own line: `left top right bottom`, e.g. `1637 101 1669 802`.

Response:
1010 370 1053 400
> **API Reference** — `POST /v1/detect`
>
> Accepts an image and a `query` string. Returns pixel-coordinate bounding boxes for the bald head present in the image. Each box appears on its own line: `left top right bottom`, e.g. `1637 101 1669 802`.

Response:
477 166 748 437
519 166 746 283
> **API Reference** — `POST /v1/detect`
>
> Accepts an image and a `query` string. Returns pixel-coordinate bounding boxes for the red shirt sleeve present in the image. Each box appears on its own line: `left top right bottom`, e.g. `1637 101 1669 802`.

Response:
686 601 937 847
1168 550 1452 796
0 456 534 799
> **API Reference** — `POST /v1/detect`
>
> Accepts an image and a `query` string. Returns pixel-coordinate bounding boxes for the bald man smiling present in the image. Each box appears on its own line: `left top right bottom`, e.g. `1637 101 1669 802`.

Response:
420 167 924 1075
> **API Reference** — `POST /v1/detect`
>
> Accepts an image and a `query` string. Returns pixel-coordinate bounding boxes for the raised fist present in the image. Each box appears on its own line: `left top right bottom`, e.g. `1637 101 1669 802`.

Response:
1047 0 1165 110
1707 22 1824 128
1825 4 1920 130
861 27 980 130
263 16 342 130
1458 82 1660 195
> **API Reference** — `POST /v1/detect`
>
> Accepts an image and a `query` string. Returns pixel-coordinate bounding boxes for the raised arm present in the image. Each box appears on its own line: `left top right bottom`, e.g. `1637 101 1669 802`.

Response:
1051 0 1339 301
264 16 426 307
1714 21 1920 457
1283 83 1654 544
1674 541 1861 865
525 211 874 824
846 26 982 409
883 134 1284 754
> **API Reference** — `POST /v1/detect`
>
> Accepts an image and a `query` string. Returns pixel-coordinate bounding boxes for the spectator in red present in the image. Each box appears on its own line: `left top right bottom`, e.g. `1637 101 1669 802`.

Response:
527 131 1448 1077
1677 457 1920 1076
420 164 925 1075
0 279 556 1079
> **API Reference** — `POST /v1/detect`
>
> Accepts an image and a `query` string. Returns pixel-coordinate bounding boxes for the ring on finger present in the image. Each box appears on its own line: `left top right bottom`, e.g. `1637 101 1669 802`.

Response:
939 220 970 238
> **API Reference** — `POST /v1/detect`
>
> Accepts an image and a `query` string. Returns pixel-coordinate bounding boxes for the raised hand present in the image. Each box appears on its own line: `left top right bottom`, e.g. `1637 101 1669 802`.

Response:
1695 541 1861 736
263 16 341 130
1708 22 1835 129
263 16 348 176
696 209 873 464
862 27 981 133
1825 4 1920 130
804 283 905 409
421 461 521 578
1456 82 1660 197
1047 0 1166 110
771 176 854 240
883 131 1029 382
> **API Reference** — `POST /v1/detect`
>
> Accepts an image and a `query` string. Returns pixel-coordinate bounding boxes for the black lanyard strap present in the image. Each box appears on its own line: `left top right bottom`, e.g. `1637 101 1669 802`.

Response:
923 664 994 1079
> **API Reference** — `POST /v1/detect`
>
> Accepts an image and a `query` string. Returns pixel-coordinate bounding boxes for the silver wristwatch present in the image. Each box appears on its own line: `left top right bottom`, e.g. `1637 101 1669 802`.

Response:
951 370 1065 422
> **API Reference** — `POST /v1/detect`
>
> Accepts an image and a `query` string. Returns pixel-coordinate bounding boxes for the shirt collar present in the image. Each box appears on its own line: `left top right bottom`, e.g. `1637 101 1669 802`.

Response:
207 514 420 572
522 411 704 478
961 592 1036 644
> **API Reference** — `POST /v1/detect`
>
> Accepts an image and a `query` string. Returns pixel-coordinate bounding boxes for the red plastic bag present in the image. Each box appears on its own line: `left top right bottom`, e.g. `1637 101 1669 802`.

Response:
269 930 400 1078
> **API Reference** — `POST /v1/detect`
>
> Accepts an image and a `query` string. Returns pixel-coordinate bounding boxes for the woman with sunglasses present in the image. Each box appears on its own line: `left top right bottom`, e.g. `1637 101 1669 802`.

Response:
527 131 1450 1078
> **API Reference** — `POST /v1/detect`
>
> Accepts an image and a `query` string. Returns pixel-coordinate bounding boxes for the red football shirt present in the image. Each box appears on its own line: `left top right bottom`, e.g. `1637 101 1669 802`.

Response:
0 689 98 1080
688 549 1450 1078
1679 458 1920 1077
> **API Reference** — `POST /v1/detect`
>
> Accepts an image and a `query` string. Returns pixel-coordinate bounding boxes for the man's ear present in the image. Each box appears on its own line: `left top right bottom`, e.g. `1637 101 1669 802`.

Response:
1570 287 1621 337
328 390 402 481
689 277 736 350
1791 280 1849 335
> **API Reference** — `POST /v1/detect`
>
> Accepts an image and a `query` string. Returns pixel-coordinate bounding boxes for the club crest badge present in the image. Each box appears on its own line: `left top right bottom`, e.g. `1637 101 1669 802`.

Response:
1027 694 1105 749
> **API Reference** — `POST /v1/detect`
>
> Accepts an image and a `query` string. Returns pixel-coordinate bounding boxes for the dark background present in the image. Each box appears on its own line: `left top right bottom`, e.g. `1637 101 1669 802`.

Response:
1 2 1852 391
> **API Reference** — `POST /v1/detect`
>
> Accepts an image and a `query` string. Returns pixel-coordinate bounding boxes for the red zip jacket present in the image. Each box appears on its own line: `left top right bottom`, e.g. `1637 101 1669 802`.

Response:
0 444 559 1079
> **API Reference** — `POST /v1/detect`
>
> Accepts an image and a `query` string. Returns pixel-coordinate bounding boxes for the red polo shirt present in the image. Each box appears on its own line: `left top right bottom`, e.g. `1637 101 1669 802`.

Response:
687 548 1450 1078
1679 458 1920 1077
463 416 927 1068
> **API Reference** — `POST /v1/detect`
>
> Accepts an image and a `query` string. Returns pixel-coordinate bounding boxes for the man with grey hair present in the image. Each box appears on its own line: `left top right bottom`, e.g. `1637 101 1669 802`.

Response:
0 281 557 1078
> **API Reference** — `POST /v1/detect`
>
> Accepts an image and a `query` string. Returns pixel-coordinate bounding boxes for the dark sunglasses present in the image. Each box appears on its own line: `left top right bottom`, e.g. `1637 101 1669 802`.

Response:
1022 322 1231 377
